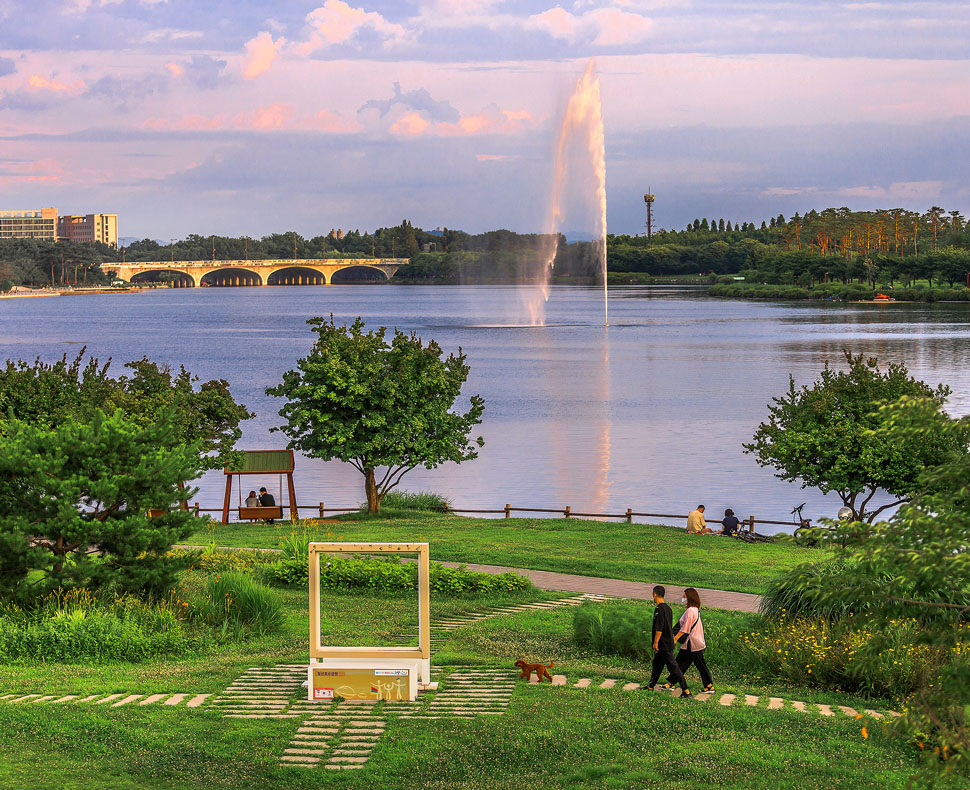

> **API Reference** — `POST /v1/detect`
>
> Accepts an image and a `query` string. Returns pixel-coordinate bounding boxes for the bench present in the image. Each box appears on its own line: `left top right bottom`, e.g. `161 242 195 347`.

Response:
239 506 283 522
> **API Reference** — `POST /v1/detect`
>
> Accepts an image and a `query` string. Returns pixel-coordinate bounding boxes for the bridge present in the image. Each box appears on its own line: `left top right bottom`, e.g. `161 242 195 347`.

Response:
103 258 408 287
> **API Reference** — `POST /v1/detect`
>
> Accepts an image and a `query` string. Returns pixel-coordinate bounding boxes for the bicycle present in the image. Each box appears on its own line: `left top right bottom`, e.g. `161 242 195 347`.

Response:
792 502 827 546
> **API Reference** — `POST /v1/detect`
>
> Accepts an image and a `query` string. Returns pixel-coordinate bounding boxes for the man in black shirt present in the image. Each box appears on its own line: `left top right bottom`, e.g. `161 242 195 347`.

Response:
258 487 276 507
646 585 691 697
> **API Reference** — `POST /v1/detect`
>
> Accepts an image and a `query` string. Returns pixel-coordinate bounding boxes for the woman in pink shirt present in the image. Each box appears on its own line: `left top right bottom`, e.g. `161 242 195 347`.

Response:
667 587 714 692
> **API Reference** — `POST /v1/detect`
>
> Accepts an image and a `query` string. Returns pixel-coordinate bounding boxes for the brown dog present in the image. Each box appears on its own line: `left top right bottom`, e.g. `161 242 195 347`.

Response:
515 659 554 682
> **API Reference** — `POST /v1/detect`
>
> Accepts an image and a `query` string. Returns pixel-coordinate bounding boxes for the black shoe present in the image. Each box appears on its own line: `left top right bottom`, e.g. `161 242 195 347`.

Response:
680 689 692 699
703 684 714 693
645 684 656 691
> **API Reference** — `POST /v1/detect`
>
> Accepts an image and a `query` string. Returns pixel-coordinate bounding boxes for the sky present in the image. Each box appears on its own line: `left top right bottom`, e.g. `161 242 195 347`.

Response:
1 0 970 240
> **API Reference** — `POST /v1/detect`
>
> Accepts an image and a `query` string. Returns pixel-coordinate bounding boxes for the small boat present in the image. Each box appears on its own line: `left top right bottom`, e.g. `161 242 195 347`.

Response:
872 293 895 302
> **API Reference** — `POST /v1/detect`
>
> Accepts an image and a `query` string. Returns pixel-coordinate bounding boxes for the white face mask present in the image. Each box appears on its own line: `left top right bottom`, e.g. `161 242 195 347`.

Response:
681 597 687 605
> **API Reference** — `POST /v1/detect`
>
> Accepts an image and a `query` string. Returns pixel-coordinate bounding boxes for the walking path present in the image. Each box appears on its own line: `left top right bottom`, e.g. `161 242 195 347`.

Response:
176 545 762 613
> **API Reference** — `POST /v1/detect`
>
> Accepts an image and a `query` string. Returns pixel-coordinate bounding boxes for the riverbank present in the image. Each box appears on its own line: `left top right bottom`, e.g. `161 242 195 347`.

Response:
0 286 143 299
710 282 970 302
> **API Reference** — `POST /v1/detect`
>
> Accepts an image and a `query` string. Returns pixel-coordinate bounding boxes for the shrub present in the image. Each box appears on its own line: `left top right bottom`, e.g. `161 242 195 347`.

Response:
268 551 531 595
201 572 284 635
573 601 653 659
737 613 968 697
0 587 199 662
759 558 868 619
170 547 275 573
363 490 450 513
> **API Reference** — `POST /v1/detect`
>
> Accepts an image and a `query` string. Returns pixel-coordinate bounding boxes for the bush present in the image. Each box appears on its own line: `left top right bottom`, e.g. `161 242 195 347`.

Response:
169 546 275 574
200 572 284 635
363 490 450 513
759 558 869 619
0 587 199 662
737 613 967 697
573 601 653 659
268 550 532 595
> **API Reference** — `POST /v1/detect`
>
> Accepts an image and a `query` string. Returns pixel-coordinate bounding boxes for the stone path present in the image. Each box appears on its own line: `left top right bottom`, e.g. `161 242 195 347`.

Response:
0 692 211 707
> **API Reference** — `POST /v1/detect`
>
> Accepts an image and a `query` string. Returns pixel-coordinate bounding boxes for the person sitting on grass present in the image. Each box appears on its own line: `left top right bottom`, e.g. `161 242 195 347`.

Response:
667 587 714 693
720 508 741 537
686 505 713 535
645 585 691 698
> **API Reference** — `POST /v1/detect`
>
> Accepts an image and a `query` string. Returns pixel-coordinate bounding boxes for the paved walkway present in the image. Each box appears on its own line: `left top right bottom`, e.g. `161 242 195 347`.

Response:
176 545 761 614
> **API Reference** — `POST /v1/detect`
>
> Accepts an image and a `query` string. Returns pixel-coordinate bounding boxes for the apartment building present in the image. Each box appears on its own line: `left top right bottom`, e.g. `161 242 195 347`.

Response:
0 207 58 240
57 213 119 247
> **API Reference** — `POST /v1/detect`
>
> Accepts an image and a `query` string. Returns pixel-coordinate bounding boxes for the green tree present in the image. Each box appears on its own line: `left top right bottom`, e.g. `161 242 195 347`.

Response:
0 351 252 472
797 397 970 782
0 409 200 597
744 352 960 522
267 316 484 513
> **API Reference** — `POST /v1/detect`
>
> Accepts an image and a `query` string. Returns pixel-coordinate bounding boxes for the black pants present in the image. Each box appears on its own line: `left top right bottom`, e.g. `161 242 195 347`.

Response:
649 645 688 690
668 648 713 688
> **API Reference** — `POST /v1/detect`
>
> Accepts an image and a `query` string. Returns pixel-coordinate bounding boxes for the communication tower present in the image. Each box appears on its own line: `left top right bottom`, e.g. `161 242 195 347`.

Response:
643 189 655 237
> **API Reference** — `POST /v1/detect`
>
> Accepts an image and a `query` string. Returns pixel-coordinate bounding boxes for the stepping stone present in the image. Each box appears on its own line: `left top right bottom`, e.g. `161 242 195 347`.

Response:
551 675 567 686
574 679 591 688
345 728 383 734
139 694 168 706
164 694 188 706
11 695 41 703
792 701 807 712
285 748 328 755
224 714 298 719
112 695 144 707
51 696 79 704
325 765 362 770
768 697 784 710
622 683 640 692
0 695 15 701
280 756 320 764
599 679 616 689
718 694 736 706
76 695 101 703
744 695 759 707
694 692 712 702
333 748 372 755
94 694 126 705
186 694 211 708
31 696 57 704
864 710 883 720
298 727 338 734
329 757 369 764
816 704 834 717
838 706 859 718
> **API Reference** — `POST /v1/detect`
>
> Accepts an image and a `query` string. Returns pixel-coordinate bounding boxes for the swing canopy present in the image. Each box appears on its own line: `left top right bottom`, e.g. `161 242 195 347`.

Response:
223 449 294 475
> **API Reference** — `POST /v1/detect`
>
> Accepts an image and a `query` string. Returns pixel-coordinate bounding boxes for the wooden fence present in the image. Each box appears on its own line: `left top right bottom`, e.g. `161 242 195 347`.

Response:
190 502 807 534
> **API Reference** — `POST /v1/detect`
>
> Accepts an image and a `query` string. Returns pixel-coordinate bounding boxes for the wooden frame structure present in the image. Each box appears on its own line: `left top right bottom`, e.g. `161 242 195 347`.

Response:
308 542 431 686
222 449 298 525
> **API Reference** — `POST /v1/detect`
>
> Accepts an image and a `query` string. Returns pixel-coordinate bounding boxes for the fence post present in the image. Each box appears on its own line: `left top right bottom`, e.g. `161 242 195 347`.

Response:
748 515 755 534
319 502 325 519
194 501 200 517
564 505 571 518
625 508 633 524
504 504 511 519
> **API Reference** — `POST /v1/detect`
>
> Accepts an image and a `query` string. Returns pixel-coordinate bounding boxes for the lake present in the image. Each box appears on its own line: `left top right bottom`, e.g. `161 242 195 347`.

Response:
2 285 969 533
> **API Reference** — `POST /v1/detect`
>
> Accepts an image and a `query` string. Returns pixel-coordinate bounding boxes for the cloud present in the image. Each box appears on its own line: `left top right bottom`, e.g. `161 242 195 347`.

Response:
26 74 86 92
0 57 15 77
389 111 431 135
0 156 64 183
358 82 460 123
527 6 654 46
838 181 945 201
297 0 407 54
141 105 359 133
242 31 285 79
85 72 168 110
436 105 533 136
142 28 204 44
183 55 227 89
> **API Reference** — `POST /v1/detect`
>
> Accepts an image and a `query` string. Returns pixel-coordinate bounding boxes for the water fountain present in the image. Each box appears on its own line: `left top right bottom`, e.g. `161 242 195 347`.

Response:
527 60 608 327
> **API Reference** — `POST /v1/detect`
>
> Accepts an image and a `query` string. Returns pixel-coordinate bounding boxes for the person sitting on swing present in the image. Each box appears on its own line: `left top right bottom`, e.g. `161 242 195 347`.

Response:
258 486 277 523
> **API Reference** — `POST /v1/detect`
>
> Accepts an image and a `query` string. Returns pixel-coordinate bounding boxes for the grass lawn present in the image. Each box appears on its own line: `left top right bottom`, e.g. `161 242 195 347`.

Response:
0 687 918 790
188 512 824 595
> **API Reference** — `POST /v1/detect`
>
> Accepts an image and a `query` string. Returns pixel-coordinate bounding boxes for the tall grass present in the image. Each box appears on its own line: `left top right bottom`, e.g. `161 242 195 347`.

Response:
573 601 653 659
362 490 450 513
200 572 284 635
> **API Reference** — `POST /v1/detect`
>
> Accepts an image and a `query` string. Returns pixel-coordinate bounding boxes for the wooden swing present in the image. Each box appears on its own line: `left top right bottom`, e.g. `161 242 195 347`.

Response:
222 449 298 525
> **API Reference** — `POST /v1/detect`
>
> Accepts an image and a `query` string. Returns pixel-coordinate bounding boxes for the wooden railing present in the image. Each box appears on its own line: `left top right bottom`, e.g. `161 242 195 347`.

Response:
189 502 807 534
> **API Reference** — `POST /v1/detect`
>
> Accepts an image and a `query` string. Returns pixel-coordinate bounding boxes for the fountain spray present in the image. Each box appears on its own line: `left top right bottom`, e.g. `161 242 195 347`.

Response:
536 60 608 327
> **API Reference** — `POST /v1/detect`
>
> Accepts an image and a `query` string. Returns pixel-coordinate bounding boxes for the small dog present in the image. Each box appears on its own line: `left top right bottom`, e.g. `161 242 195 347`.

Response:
514 659 555 683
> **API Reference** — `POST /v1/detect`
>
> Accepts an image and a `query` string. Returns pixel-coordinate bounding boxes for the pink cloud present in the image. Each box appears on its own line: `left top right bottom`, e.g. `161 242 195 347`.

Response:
0 157 64 184
299 109 361 133
297 0 406 55
242 31 285 79
166 62 184 77
390 111 431 135
241 103 293 130
476 153 518 161
142 105 358 134
25 74 86 92
437 106 533 136
527 7 653 46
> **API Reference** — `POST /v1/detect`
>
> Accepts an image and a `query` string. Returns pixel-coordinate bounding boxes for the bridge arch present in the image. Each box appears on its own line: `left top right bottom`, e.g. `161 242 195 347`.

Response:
329 265 391 284
267 266 327 286
200 267 263 287
130 269 197 288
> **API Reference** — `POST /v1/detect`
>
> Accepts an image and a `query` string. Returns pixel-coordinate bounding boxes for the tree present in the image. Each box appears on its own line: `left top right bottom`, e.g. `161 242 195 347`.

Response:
267 317 484 513
797 397 970 782
0 409 200 597
744 352 962 522
0 350 252 472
